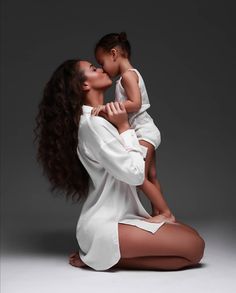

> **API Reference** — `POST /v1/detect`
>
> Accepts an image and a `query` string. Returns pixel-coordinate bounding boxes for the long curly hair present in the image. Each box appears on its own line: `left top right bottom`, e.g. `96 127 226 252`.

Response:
33 59 90 204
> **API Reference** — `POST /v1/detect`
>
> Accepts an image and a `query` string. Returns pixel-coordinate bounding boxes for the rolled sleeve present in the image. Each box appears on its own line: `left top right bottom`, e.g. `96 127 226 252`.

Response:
119 129 141 152
119 129 148 159
97 137 145 186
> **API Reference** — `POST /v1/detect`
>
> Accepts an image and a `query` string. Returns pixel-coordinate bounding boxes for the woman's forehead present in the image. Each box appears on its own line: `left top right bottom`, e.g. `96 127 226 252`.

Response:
78 60 92 70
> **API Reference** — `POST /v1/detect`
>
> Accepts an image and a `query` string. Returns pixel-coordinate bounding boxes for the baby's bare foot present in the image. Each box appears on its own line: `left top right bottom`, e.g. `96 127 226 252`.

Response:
69 251 86 268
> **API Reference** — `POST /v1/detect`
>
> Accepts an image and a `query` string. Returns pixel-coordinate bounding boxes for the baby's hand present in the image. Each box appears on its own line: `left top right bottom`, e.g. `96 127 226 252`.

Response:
91 105 106 116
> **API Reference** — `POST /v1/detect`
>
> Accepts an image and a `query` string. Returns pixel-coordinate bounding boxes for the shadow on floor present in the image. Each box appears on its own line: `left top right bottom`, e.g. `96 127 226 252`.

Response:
3 228 78 256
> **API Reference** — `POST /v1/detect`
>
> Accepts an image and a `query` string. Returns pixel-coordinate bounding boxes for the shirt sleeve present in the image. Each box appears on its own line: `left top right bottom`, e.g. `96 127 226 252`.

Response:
84 117 145 186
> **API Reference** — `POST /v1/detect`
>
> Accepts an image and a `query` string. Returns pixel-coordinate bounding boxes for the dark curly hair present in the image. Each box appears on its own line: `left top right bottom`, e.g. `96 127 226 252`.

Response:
33 59 90 204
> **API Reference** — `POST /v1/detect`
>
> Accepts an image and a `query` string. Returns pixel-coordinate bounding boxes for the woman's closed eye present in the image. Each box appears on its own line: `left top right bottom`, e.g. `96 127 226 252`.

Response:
90 64 97 71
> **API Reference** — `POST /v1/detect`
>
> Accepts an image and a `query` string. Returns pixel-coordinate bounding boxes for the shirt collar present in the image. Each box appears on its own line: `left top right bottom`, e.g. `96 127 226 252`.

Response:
82 104 93 115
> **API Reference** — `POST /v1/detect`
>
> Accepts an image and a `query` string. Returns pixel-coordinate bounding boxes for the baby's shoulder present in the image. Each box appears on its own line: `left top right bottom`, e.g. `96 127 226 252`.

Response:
121 68 144 85
119 71 138 90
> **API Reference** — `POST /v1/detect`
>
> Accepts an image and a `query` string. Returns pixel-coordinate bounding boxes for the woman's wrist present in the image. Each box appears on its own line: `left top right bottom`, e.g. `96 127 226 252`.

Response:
151 204 172 216
118 122 130 134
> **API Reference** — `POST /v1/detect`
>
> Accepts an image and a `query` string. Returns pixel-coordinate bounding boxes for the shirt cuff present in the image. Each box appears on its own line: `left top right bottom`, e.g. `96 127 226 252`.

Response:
119 128 143 154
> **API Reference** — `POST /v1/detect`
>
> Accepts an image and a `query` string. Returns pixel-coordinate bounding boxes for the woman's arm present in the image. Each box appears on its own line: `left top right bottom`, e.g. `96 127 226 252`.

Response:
82 102 146 185
84 118 145 186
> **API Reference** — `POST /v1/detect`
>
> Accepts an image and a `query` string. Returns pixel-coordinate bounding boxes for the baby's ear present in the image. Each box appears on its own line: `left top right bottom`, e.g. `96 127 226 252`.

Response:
110 48 119 61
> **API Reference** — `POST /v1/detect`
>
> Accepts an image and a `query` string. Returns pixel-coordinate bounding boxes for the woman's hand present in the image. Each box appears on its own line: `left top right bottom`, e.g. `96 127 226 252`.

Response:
91 105 106 116
144 213 176 224
95 102 130 132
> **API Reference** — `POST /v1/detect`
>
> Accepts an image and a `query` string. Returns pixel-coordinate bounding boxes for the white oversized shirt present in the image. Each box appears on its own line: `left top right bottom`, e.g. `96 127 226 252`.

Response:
75 104 166 271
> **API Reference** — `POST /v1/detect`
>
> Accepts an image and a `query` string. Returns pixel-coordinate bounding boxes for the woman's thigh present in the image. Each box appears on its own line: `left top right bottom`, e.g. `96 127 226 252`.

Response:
118 222 205 263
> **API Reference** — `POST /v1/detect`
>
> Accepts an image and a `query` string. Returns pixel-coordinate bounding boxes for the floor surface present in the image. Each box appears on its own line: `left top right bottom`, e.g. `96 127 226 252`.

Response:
1 218 236 293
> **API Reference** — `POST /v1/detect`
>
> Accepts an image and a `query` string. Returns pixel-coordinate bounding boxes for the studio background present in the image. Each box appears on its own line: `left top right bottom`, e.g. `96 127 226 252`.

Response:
1 1 236 292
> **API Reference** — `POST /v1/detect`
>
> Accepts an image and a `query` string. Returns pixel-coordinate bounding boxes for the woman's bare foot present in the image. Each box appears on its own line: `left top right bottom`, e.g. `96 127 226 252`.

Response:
69 251 86 268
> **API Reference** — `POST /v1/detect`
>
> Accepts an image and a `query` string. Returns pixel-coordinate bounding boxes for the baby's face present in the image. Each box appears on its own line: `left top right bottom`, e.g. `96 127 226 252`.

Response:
95 48 117 78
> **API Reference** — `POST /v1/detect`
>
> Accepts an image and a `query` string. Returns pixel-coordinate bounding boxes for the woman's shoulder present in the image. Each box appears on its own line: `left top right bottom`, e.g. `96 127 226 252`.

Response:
80 115 106 133
80 115 119 145
91 116 119 141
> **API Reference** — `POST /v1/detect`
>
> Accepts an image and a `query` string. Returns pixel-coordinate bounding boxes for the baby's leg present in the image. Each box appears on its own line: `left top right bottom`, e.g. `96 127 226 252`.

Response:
138 139 155 177
147 152 176 222
148 149 163 192
138 140 175 222
148 150 166 213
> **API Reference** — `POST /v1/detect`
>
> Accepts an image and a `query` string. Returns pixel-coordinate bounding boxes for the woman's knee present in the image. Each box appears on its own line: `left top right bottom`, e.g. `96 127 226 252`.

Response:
187 233 205 264
193 235 205 263
118 222 205 262
164 222 205 264
174 221 201 236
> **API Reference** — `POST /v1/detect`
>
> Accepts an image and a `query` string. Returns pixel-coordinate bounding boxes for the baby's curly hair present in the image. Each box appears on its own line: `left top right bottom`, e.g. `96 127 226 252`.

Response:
33 59 90 203
94 31 131 59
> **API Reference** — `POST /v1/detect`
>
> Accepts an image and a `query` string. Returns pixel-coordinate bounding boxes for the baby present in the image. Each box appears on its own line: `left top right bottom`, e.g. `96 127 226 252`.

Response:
92 32 175 223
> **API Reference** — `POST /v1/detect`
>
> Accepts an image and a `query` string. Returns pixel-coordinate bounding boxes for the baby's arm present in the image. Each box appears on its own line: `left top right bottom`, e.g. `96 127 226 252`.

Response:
120 70 142 113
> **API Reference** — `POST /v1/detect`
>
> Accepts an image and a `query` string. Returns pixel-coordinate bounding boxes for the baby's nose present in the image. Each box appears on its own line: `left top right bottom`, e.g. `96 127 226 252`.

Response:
98 67 104 73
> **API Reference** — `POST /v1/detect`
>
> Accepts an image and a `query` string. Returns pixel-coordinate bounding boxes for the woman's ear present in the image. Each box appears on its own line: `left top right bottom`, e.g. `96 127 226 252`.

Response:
82 81 90 91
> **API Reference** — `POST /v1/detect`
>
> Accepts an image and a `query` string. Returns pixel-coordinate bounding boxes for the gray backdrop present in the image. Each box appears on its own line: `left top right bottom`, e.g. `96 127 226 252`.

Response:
1 0 236 254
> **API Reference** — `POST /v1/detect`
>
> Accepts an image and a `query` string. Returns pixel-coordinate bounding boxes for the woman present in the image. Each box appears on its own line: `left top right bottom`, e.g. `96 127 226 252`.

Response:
34 59 205 272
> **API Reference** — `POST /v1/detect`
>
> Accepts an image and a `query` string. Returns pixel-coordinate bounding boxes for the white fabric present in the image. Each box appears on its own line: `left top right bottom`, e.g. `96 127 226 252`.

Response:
76 105 166 271
115 68 161 150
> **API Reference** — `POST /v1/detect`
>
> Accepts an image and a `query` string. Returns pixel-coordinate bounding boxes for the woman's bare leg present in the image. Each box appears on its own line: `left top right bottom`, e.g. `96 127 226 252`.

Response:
112 222 205 270
112 255 195 271
69 252 194 271
69 221 205 270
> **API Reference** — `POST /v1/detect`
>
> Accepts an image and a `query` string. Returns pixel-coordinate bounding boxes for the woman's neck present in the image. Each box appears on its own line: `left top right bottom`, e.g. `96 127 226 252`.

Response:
83 90 104 107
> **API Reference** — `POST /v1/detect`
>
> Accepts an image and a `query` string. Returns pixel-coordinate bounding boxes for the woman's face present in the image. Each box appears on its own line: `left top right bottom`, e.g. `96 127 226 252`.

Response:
77 60 112 91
